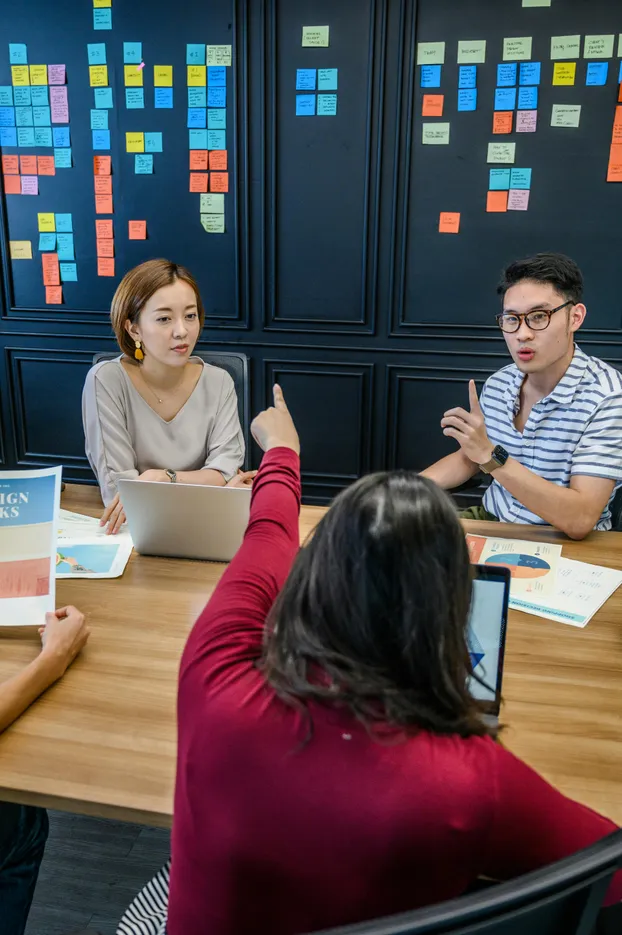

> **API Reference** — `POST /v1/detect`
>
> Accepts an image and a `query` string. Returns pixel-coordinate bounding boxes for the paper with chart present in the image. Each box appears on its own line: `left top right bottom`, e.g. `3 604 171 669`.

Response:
56 510 133 579
466 534 561 597
508 558 622 628
0 467 62 627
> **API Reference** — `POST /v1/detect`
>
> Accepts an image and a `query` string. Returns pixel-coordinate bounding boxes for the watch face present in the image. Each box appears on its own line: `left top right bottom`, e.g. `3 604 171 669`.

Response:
492 445 509 466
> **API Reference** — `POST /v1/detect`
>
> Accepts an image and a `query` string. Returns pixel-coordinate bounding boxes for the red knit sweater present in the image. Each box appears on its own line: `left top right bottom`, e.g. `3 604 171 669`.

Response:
168 447 621 935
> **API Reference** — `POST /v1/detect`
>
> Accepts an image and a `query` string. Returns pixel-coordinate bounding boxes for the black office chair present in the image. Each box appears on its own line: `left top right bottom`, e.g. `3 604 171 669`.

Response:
307 830 622 935
92 350 251 468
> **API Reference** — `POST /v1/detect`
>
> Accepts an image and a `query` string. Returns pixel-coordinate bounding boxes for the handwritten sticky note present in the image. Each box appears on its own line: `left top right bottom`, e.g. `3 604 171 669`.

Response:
607 144 622 181
200 214 225 233
189 150 208 170
207 87 226 107
439 212 460 233
39 233 56 250
37 213 55 232
31 87 49 105
126 132 144 153
422 122 450 144
584 35 614 59
188 108 207 128
93 155 111 174
207 45 232 67
50 87 68 122
42 252 60 285
129 221 147 240
97 239 114 257
93 8 112 30
154 65 173 87
0 127 17 145
88 43 107 65
495 88 516 110
459 66 477 88
200 193 225 213
11 65 30 86
34 127 52 146
318 68 338 91
518 86 538 108
10 241 33 260
422 94 444 117
208 106 226 128
45 286 62 304
90 65 108 87
54 148 72 168
125 88 144 109
29 65 47 85
210 150 227 170
124 64 143 87
56 233 74 261
144 132 163 153
458 88 477 111
208 67 226 87
97 258 115 277
9 44 28 65
0 107 16 127
2 154 19 173
17 127 35 146
503 37 532 61
317 92 336 114
94 175 112 194
187 66 207 87
516 109 537 132
417 42 445 65
508 189 530 210
497 63 517 87
553 63 576 85
53 126 70 146
189 172 208 192
189 87 207 107
420 65 441 88
135 154 153 174
457 40 486 64
124 42 142 64
551 36 581 59
586 62 608 86
296 68 316 91
93 129 110 150
3 175 20 194
153 87 172 108
14 87 31 105
21 175 38 195
187 44 205 65
487 142 516 163
493 111 513 134
60 262 77 282
302 26 329 48
210 172 228 193
95 194 114 214
510 167 532 189
189 129 208 148
94 0 112 7
489 168 511 190
56 214 72 232
20 155 37 173
551 103 581 127
96 219 113 238
295 94 315 116
94 87 113 108
16 106 33 127
487 190 508 212
0 87 13 106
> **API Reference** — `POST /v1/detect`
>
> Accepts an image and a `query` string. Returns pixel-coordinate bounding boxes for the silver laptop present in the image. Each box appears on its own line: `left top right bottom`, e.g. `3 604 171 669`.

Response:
467 564 511 725
118 479 251 561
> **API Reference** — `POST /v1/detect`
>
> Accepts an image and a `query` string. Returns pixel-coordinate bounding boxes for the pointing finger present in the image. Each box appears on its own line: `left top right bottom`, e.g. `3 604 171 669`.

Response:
468 380 482 413
273 383 288 411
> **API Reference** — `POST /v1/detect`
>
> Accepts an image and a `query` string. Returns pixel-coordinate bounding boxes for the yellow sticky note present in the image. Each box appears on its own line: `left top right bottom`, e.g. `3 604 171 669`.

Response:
487 142 516 164
551 104 581 128
551 35 581 59
124 65 143 87
93 0 112 5
10 241 33 260
37 213 55 233
457 40 486 64
417 42 446 65
11 65 30 86
29 65 48 85
206 46 232 67
302 25 329 47
422 122 450 144
553 62 576 86
126 132 145 153
89 65 108 87
583 35 614 59
187 65 206 86
503 37 532 61
153 65 173 86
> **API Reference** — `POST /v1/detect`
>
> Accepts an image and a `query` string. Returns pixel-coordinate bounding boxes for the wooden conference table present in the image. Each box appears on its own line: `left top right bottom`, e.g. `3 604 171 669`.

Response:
0 484 621 828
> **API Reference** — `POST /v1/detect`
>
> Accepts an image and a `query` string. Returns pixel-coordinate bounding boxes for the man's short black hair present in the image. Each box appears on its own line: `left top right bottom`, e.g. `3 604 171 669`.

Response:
497 252 584 305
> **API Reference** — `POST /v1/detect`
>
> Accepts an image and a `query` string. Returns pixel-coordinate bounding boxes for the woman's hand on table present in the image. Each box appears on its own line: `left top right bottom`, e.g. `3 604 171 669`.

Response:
226 470 258 489
100 493 126 535
38 606 91 680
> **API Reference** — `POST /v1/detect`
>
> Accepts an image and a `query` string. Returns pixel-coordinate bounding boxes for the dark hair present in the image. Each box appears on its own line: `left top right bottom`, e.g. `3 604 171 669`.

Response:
497 252 583 305
262 472 498 741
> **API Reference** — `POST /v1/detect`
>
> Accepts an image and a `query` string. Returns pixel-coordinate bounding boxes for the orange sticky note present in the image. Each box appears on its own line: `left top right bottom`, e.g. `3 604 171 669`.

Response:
97 238 115 257
209 150 227 170
210 172 229 193
45 286 63 305
618 83 622 104
422 94 444 117
3 175 21 194
20 155 38 174
613 121 622 144
128 220 147 240
2 155 19 175
42 253 60 286
189 150 208 170
93 155 112 175
98 257 115 277
37 156 55 176
607 144 622 181
94 175 113 194
439 212 460 234
95 194 114 214
487 191 508 213
189 172 209 192
493 111 513 134
96 219 113 239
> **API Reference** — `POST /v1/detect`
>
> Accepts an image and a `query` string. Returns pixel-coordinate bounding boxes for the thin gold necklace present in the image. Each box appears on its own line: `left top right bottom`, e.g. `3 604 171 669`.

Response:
140 370 186 406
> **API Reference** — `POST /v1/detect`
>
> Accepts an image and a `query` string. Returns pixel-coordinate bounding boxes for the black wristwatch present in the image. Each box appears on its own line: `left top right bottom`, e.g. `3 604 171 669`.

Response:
165 470 177 483
479 445 509 474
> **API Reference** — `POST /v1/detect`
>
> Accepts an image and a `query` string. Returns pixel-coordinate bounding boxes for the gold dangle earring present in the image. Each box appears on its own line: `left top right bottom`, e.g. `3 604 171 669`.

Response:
134 340 144 361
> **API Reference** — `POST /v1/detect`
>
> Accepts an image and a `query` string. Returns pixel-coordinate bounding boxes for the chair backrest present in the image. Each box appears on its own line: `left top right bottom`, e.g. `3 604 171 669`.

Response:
92 350 251 468
609 486 622 531
306 830 622 935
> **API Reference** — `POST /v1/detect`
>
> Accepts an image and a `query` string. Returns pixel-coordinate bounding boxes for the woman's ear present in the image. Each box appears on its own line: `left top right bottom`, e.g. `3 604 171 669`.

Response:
125 318 140 341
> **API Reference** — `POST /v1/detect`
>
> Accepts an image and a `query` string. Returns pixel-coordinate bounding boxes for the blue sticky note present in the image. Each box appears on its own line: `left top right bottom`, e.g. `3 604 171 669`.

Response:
34 127 52 147
92 129 110 150
317 93 337 116
518 87 538 109
39 233 56 251
0 87 13 106
208 67 226 87
619 60 622 83
207 86 225 107
318 68 338 91
207 108 226 129
126 88 144 109
459 65 477 89
55 214 73 232
188 87 206 107
458 88 477 111
295 94 316 116
155 88 173 108
0 127 17 145
15 107 33 127
187 107 207 128
144 131 163 152
207 128 226 148
56 233 75 261
420 65 441 88
54 148 72 168
13 87 31 106
188 128 208 148
88 43 107 65
30 86 48 106
93 8 112 29
586 62 608 86
94 87 113 109
510 167 532 190
60 263 78 282
495 87 517 111
187 44 205 65
489 168 511 190
519 62 541 86
53 126 70 146
124 42 142 64
296 68 316 91
91 109 108 130
17 127 35 146
9 44 28 65
33 106 51 126
497 63 517 87
135 153 153 174
0 107 15 127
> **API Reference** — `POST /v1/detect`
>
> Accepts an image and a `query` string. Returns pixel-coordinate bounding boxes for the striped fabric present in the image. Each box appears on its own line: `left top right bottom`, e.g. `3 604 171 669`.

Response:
480 345 622 529
116 860 169 935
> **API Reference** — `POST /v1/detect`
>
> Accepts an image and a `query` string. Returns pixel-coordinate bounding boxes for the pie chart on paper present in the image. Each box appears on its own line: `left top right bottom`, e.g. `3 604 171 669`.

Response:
484 553 551 579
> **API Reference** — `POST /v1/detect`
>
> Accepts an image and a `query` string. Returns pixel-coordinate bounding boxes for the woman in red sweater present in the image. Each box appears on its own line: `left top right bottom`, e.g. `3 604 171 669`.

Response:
117 386 621 935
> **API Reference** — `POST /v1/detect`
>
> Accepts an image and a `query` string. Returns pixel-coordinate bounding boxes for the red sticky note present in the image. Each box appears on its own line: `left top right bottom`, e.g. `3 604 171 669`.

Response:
21 175 38 195
95 194 114 214
45 286 63 304
493 112 513 134
93 155 112 175
189 172 208 192
97 239 115 257
94 175 113 194
210 172 228 193
486 190 508 213
189 150 208 170
439 212 460 234
20 155 37 174
2 155 19 175
37 156 56 176
3 175 21 195
422 94 444 118
97 257 115 277
209 150 227 170
42 253 60 286
96 219 113 239
128 220 147 240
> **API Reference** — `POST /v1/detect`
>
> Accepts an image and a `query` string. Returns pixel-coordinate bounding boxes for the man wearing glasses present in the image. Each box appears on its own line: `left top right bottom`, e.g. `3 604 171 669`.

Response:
422 252 622 539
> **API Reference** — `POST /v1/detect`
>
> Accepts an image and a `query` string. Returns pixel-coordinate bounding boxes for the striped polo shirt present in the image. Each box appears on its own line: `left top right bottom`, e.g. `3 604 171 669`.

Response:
480 345 622 529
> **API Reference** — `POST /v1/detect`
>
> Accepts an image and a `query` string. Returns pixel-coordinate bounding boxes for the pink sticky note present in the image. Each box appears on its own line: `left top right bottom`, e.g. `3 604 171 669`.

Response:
21 175 38 195
50 86 69 123
508 189 530 211
48 64 66 85
516 110 537 133
137 61 145 70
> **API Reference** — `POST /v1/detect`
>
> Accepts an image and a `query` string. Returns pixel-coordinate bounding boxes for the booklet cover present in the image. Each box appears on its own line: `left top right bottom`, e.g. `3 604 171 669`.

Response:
0 466 62 627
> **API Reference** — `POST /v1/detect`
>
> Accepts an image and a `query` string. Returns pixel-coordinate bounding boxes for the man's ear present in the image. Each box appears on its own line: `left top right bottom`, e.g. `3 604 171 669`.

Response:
570 303 587 333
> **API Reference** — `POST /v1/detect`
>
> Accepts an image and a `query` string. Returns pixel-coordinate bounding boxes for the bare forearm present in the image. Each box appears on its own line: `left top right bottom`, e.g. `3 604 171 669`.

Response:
421 451 478 490
493 458 591 539
175 469 226 487
0 654 61 734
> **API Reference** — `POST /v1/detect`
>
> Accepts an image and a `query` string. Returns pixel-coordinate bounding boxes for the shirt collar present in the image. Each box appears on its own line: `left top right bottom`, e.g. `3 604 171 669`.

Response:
508 344 588 414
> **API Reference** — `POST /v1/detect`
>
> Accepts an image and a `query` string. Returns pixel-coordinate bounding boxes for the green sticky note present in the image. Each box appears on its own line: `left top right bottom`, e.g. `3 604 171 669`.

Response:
200 213 225 233
503 37 533 61
422 122 450 144
487 142 516 163
457 40 486 64
302 25 329 47
583 35 614 59
522 0 551 6
551 104 581 128
417 42 445 65
550 35 581 59
200 193 225 213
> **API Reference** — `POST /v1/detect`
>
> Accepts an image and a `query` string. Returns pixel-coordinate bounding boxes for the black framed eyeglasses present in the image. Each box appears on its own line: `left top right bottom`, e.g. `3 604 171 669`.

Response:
496 301 572 334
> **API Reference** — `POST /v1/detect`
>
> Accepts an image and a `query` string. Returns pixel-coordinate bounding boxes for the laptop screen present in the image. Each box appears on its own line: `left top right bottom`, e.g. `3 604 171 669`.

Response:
467 565 510 711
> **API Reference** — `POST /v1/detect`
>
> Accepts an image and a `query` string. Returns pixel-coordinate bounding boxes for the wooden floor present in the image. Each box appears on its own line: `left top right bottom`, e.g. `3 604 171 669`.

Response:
25 811 169 935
